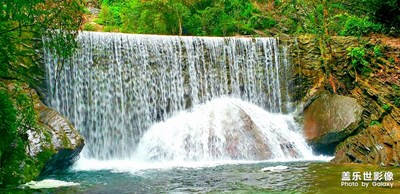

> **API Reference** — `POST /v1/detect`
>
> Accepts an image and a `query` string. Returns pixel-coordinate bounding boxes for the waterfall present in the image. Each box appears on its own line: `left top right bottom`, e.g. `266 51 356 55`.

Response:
134 97 314 162
44 31 311 161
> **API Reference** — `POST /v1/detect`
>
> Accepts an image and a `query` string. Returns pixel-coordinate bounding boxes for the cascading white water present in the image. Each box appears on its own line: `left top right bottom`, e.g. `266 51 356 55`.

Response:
134 97 314 162
44 31 312 162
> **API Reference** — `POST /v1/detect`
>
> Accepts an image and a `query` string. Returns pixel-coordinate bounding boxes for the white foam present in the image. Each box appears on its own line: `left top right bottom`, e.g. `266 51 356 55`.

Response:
21 179 79 189
260 165 288 172
73 155 333 173
132 97 317 162
72 98 333 173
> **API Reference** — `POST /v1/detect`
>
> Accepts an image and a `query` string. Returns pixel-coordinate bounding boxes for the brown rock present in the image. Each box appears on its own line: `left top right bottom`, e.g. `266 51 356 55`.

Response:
333 115 400 166
303 93 363 146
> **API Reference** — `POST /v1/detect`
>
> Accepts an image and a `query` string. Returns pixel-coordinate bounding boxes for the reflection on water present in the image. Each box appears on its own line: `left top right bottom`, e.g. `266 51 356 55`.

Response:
4 161 400 193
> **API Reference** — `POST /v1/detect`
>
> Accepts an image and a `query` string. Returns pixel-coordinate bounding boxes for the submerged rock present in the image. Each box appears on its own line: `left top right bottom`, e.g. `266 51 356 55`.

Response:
0 81 84 187
260 165 288 172
303 93 363 153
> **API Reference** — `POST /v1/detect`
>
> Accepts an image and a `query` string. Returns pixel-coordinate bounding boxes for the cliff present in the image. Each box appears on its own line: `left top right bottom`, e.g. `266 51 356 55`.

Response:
289 35 400 166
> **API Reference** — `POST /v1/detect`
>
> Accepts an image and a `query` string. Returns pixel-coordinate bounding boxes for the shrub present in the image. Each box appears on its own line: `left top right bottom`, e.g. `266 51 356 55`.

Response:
339 16 383 36
382 103 392 112
370 120 381 126
249 15 277 29
83 23 96 31
98 3 122 26
373 45 383 57
0 90 17 150
347 47 371 77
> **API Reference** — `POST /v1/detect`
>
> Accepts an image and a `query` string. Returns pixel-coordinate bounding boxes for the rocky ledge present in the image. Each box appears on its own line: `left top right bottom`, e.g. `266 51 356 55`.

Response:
0 80 84 187
291 35 400 166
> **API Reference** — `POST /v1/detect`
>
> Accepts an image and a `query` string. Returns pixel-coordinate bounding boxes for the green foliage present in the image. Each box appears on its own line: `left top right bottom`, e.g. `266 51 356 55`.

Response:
354 0 400 35
335 0 399 35
392 85 400 108
97 0 268 36
0 86 34 186
373 45 383 57
196 6 236 36
370 120 381 126
347 47 371 76
93 0 399 37
98 2 122 27
249 15 277 29
0 82 56 187
0 89 17 155
274 0 392 37
382 103 392 112
274 0 282 6
394 98 400 108
83 7 91 14
389 58 395 64
0 0 84 87
83 23 96 31
338 16 383 36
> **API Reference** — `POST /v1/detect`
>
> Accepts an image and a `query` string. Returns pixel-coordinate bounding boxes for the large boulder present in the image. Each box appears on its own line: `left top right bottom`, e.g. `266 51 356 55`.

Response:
0 81 84 187
303 93 363 153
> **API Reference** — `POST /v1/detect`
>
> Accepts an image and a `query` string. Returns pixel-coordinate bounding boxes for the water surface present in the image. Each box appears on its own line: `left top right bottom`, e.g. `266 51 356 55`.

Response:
8 161 400 193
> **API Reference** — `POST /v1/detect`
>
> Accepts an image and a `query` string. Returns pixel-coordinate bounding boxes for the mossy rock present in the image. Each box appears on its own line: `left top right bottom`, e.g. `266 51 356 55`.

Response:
0 80 84 187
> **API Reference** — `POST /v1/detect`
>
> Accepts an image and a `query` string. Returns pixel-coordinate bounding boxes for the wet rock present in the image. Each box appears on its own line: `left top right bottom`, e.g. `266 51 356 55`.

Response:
332 79 400 166
303 93 363 153
35 100 84 175
0 81 84 186
333 115 400 166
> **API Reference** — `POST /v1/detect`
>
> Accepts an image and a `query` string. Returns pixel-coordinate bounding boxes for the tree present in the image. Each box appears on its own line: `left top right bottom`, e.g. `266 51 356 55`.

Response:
0 0 84 86
166 1 190 35
351 0 400 35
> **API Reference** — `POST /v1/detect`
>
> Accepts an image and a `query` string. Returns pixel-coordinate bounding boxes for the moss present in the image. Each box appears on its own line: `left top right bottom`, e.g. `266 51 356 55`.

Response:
0 89 18 185
0 137 37 186
0 81 56 187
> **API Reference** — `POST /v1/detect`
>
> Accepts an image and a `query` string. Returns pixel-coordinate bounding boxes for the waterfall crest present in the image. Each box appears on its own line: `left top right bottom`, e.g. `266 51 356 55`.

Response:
44 32 308 161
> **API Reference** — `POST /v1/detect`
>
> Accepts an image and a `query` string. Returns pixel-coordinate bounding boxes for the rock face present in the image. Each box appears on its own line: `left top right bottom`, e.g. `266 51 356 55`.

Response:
303 93 363 153
0 80 84 187
289 36 400 166
331 79 400 166
35 99 84 176
333 114 400 165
